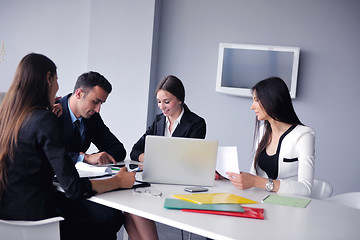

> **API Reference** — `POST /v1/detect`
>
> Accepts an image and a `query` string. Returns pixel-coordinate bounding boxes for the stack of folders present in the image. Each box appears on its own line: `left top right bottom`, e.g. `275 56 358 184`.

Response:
164 193 264 220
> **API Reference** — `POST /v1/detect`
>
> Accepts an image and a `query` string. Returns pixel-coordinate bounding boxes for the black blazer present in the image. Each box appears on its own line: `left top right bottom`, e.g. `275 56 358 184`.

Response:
130 105 206 161
58 94 126 163
0 109 94 221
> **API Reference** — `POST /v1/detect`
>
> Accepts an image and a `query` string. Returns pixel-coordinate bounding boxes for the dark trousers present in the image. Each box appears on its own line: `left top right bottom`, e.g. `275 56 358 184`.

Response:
54 191 124 240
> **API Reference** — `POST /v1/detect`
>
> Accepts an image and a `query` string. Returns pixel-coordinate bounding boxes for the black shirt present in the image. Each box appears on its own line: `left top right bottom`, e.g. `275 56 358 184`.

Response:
258 125 297 179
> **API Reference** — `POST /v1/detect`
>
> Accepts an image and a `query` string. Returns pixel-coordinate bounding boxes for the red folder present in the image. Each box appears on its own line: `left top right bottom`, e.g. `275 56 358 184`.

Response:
182 206 264 220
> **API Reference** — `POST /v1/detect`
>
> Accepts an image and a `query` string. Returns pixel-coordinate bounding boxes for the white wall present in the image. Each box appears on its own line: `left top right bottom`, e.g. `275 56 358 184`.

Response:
0 0 156 157
0 0 91 93
152 0 360 195
86 0 155 155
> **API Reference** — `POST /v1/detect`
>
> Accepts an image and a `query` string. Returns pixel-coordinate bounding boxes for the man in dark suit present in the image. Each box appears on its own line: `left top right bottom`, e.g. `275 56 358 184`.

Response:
55 71 126 240
58 71 126 165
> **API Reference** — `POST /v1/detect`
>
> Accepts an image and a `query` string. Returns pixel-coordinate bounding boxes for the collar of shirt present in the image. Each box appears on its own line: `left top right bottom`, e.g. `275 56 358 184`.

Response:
68 99 83 130
165 107 184 137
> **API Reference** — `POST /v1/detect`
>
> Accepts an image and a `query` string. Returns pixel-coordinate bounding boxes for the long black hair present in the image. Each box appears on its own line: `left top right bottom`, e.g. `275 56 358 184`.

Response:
252 77 302 172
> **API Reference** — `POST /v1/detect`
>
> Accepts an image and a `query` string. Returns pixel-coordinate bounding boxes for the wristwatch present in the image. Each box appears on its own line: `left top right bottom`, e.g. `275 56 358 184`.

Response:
265 179 274 192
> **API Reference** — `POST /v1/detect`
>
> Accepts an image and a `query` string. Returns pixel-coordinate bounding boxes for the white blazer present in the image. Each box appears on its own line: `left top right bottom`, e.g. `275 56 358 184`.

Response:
250 125 315 197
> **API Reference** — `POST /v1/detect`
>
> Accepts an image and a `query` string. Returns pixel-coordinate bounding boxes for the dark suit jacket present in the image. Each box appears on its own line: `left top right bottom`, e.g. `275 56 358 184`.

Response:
58 94 126 163
0 109 94 221
130 105 206 161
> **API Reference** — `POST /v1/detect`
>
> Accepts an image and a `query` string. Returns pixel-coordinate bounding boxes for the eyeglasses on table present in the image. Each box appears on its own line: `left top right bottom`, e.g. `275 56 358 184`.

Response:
134 188 162 197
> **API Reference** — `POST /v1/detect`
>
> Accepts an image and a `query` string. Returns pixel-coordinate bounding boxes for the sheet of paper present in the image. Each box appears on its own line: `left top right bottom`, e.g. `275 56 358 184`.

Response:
75 162 113 178
216 146 239 179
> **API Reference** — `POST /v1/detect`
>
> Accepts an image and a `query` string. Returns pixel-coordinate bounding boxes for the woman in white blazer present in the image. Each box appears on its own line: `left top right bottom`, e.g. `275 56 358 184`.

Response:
227 77 315 197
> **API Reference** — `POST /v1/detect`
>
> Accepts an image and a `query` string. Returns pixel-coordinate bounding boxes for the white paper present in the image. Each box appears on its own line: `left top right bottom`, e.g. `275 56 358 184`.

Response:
75 162 113 178
215 146 240 179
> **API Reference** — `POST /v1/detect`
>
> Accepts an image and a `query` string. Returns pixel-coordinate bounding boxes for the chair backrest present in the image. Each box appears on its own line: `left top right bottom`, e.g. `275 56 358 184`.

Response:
325 192 360 210
310 178 333 200
0 216 64 240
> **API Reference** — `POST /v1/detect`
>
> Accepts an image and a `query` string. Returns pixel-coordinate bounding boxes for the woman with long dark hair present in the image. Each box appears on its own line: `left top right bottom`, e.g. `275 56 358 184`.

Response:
227 77 315 197
0 53 135 239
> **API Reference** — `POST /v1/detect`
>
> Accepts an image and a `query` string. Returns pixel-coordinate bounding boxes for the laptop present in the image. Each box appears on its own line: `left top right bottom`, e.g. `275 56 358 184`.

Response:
142 135 218 186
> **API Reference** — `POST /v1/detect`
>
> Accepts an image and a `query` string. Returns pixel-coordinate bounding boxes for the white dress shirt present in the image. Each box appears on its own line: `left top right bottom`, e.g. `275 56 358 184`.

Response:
164 107 184 137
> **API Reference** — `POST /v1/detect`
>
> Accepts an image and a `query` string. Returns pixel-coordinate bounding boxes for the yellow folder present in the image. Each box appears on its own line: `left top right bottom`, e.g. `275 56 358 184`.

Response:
171 193 258 204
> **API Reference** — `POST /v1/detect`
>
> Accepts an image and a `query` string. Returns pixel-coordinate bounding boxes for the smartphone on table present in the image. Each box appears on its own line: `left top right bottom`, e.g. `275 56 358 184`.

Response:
184 186 208 193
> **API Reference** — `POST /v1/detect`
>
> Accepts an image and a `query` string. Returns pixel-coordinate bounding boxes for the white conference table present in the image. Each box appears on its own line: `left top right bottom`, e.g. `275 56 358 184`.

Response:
89 171 360 240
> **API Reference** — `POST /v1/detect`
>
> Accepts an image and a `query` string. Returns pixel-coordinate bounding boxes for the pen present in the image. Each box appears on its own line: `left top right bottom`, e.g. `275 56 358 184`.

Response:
262 194 270 202
128 167 141 172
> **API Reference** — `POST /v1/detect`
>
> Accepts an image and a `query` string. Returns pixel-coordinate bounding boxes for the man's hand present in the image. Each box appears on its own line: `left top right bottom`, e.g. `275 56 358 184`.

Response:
84 152 116 165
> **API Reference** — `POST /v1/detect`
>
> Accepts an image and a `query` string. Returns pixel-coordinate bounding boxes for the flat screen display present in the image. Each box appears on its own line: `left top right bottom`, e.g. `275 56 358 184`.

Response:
216 43 300 98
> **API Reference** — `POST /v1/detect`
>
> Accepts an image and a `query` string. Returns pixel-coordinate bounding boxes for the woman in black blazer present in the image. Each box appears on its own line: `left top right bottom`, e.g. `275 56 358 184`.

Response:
0 53 135 240
126 75 206 240
130 75 206 162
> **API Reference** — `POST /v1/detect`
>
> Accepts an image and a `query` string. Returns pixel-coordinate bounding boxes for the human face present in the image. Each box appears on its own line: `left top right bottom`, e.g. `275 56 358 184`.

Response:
48 73 59 104
76 86 108 119
156 89 182 119
251 91 269 121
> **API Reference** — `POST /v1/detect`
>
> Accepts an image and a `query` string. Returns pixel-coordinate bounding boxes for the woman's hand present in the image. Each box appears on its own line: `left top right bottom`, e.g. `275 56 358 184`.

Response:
52 103 63 117
138 153 145 163
91 167 135 194
215 171 225 180
114 167 136 189
227 172 257 190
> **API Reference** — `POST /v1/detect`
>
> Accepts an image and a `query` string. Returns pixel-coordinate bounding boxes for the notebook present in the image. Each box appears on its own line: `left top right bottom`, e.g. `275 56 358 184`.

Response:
142 135 218 186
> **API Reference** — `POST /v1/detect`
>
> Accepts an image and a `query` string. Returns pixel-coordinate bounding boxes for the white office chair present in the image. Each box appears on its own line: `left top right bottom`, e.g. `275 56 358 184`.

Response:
0 216 64 240
310 178 333 200
325 192 360 209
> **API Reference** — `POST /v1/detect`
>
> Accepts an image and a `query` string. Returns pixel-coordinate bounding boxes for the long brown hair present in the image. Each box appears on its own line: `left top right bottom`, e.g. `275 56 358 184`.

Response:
0 53 57 196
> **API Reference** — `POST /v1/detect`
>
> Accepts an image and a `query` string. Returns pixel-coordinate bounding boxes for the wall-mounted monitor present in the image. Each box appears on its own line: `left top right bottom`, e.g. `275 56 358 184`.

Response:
216 43 300 98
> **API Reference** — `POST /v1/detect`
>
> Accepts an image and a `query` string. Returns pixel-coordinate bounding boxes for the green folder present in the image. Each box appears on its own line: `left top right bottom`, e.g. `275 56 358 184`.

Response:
262 194 311 208
164 198 245 212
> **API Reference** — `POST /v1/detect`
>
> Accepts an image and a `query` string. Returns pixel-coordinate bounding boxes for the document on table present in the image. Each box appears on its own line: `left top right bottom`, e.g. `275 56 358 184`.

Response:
216 146 240 179
75 162 114 178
